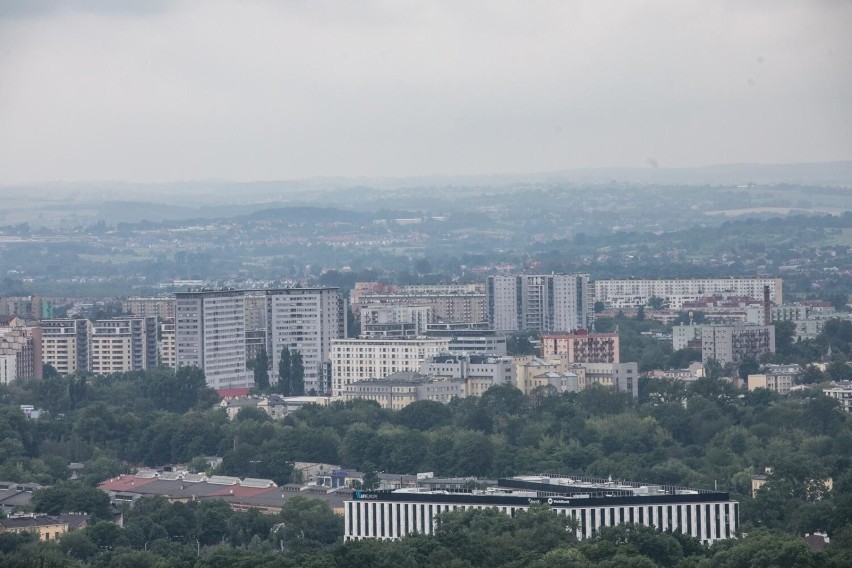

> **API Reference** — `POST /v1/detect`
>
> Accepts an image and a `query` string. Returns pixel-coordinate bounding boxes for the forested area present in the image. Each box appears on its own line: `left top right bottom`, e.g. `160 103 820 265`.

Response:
1 360 852 565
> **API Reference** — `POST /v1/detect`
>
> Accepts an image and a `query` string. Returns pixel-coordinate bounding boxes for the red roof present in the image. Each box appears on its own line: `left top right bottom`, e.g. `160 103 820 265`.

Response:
218 388 251 398
97 475 158 492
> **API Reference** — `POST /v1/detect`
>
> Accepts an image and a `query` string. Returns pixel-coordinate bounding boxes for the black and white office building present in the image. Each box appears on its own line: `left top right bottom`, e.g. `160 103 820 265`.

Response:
345 475 738 545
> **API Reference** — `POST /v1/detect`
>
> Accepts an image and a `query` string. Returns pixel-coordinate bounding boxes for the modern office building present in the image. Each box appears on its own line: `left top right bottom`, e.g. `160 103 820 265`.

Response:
594 278 783 310
40 319 92 375
345 475 738 545
265 287 347 395
175 290 250 390
487 274 593 334
541 330 620 364
701 324 775 365
331 338 449 396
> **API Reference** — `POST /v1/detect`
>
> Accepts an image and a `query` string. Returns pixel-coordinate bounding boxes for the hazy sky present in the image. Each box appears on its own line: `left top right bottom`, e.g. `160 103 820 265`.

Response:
0 0 850 183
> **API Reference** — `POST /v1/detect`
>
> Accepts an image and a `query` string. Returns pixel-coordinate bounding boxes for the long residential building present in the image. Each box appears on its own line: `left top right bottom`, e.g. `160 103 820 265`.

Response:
175 290 250 390
331 338 449 397
345 475 738 545
122 297 176 320
355 289 486 324
266 287 347 395
594 278 782 309
487 274 593 334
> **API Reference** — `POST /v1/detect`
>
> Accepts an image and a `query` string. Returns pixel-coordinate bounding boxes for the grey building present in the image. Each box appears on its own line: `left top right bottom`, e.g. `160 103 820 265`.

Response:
175 290 250 390
487 274 593 334
701 324 775 365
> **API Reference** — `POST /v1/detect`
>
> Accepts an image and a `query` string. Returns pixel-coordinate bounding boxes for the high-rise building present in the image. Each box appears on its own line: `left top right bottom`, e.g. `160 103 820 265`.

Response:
40 319 92 375
265 287 347 395
90 317 158 374
0 296 53 320
175 290 250 390
701 324 775 365
355 284 486 324
487 274 593 333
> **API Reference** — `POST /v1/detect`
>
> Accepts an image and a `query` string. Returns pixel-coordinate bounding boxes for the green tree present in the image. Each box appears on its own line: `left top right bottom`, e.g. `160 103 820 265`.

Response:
278 347 291 396
251 350 270 391
291 350 305 396
738 356 761 381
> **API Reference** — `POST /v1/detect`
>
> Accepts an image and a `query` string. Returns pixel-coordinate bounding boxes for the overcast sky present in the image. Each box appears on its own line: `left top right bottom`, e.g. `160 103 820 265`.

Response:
0 0 850 183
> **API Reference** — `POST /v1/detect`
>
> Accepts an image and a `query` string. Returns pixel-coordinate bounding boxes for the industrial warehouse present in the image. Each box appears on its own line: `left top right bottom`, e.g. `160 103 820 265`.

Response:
345 475 739 545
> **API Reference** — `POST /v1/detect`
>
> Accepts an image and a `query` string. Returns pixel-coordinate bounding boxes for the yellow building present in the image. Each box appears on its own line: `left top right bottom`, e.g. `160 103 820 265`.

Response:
0 515 69 541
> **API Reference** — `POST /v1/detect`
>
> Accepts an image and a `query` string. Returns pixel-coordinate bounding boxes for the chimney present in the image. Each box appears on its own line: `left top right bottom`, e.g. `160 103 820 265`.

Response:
763 285 771 325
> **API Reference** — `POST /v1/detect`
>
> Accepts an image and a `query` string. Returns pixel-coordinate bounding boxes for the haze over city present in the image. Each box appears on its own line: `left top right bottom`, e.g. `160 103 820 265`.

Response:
1 0 851 185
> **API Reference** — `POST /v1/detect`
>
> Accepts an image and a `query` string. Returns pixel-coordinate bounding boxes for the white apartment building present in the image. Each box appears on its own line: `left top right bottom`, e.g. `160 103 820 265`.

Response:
331 338 449 397
487 274 593 333
40 319 92 375
594 278 783 309
0 354 16 385
266 288 346 395
825 381 852 413
90 317 158 375
175 290 250 390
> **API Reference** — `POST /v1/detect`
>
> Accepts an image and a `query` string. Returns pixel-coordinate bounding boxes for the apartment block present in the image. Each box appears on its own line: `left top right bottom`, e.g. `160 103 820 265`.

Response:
175 290 249 390
331 338 449 396
361 305 433 335
541 330 620 364
425 323 507 356
266 287 347 395
355 288 486 324
40 319 92 375
420 353 515 397
339 371 466 410
0 296 53 320
90 317 157 374
0 317 42 382
594 278 783 309
122 297 176 320
487 274 593 333
701 324 775 365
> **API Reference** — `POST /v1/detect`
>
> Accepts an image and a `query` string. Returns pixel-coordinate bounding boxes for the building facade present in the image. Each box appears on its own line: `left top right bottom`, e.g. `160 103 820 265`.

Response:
175 290 250 390
701 325 776 365
40 319 92 375
345 475 738 545
541 330 620 364
487 274 593 334
266 287 347 395
122 297 176 320
90 317 158 374
331 338 449 397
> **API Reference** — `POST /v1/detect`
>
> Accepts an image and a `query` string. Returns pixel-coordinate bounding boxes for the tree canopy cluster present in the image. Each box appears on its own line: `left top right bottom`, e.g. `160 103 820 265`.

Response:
1 359 851 565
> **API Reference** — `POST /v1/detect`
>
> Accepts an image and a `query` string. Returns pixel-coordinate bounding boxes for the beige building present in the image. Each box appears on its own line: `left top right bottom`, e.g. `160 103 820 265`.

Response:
331 338 449 396
41 319 92 375
90 317 158 374
541 330 620 364
0 317 42 382
0 515 69 541
123 297 176 319
356 287 487 324
159 320 176 367
339 372 466 409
